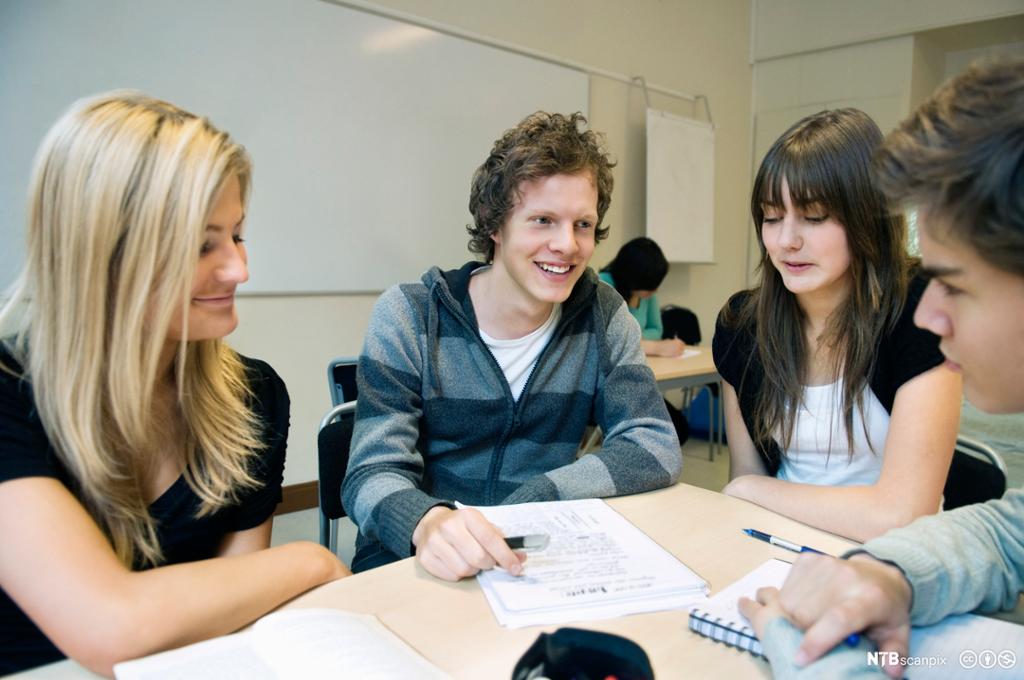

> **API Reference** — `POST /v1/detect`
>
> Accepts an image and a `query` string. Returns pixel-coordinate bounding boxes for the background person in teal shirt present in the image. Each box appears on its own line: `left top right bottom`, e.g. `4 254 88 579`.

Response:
600 237 690 446
599 237 687 357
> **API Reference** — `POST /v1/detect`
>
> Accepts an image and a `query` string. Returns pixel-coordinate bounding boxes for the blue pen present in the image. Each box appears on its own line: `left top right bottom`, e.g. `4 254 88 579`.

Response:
742 528 825 554
741 529 861 647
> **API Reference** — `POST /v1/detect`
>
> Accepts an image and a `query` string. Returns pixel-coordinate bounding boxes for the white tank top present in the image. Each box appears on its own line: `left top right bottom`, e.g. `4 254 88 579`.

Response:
776 378 890 486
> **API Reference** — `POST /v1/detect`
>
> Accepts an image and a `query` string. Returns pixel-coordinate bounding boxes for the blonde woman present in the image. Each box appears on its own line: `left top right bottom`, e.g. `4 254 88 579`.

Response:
0 92 348 676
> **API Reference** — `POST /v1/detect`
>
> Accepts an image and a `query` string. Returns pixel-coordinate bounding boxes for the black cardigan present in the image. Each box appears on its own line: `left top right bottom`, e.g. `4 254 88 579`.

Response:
711 274 944 475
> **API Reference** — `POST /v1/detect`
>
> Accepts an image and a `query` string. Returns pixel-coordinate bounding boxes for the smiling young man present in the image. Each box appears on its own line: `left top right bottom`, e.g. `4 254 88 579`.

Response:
738 58 1024 679
342 112 681 579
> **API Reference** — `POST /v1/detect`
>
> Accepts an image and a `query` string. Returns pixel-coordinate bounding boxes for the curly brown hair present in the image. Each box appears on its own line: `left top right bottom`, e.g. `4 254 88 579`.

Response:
874 57 1024 276
467 111 615 261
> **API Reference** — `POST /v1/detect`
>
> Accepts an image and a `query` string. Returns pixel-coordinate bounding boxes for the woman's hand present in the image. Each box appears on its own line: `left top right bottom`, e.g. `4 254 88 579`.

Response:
642 338 687 357
0 477 351 676
723 473 759 500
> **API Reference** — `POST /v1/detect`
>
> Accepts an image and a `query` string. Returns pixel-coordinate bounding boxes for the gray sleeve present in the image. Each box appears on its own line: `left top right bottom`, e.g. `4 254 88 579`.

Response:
857 487 1024 625
504 296 681 504
761 490 1024 678
341 286 450 558
760 618 887 679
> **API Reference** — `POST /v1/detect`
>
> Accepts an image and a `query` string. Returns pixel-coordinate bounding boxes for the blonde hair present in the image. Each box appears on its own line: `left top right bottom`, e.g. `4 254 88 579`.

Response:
0 91 263 566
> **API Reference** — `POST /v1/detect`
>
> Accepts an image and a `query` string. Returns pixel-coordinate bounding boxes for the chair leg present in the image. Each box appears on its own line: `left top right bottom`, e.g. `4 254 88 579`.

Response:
706 385 714 461
580 426 602 455
329 519 338 556
319 511 330 549
716 380 725 458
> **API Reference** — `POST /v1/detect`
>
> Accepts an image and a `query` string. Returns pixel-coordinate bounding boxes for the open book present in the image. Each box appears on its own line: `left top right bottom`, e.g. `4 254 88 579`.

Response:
472 498 709 628
689 558 1024 678
113 608 451 680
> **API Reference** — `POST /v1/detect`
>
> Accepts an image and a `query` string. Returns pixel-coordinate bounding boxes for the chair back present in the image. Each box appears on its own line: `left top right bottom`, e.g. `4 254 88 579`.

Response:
319 401 356 517
661 306 701 345
943 435 1008 510
327 356 359 407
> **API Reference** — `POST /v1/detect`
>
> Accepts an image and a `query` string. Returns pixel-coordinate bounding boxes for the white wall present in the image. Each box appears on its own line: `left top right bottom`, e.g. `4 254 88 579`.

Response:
748 6 1024 281
753 0 1024 60
231 0 754 485
754 36 916 156
946 40 1024 75
748 35 918 279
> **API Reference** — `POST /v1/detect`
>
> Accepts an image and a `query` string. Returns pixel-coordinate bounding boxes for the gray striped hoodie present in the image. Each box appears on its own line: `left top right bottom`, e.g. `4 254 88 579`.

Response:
342 261 681 562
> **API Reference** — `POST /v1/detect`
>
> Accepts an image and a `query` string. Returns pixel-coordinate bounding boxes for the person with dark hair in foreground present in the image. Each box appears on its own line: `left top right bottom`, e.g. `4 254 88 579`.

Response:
739 57 1024 678
342 112 680 579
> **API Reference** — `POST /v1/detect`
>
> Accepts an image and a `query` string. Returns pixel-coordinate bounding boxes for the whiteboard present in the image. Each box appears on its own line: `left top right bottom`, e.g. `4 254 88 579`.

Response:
0 0 588 293
645 108 715 263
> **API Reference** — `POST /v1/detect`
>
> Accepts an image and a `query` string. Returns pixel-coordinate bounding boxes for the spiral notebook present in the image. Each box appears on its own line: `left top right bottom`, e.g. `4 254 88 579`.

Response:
688 558 1024 677
687 558 792 657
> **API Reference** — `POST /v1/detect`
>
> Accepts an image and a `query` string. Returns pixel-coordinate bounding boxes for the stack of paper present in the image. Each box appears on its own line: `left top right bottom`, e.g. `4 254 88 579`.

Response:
473 498 708 628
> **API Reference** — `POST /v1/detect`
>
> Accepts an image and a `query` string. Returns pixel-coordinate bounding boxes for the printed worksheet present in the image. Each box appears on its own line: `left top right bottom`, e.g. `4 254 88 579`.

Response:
472 499 708 627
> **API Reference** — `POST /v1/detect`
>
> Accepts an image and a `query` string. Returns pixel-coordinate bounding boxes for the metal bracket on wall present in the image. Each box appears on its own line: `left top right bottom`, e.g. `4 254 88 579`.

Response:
633 75 714 128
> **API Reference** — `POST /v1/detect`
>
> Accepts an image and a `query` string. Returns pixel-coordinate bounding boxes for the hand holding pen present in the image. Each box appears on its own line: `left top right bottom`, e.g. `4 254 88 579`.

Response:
776 552 914 675
741 528 861 647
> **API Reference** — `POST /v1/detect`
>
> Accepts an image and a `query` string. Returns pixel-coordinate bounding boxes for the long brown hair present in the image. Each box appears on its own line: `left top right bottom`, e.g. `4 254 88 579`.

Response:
725 108 913 454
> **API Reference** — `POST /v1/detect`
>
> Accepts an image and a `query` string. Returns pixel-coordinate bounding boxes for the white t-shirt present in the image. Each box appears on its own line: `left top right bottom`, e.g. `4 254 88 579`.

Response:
776 378 890 486
479 305 561 401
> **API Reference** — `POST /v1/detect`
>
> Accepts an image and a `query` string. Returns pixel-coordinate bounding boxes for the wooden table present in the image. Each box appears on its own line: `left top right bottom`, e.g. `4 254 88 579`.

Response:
647 349 723 459
647 348 720 392
283 484 855 678
14 484 858 679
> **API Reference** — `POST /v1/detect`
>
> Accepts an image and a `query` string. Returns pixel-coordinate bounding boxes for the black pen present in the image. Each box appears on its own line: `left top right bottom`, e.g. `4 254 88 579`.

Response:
504 534 550 551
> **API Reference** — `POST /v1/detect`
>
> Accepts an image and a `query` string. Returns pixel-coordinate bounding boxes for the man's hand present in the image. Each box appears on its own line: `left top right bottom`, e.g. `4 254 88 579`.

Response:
738 585 788 639
778 553 913 678
411 506 526 581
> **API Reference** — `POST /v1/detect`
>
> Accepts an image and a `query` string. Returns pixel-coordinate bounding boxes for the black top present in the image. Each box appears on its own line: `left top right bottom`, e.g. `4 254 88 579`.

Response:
0 347 289 675
712 274 944 475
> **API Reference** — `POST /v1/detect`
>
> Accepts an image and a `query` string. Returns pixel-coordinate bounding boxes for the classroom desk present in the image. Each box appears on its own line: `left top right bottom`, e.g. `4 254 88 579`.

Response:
647 348 720 392
647 349 724 459
14 484 857 679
